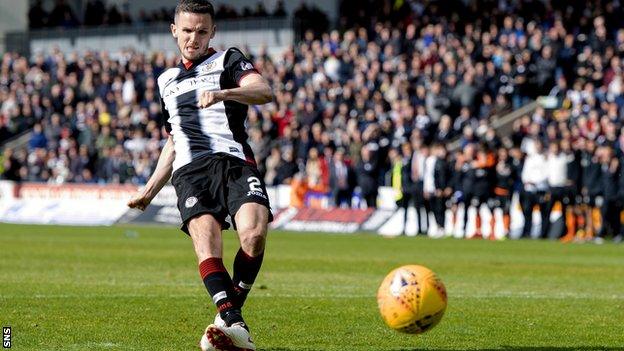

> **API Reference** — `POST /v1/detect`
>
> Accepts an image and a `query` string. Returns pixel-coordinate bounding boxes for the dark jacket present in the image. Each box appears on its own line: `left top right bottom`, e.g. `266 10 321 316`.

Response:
356 160 378 196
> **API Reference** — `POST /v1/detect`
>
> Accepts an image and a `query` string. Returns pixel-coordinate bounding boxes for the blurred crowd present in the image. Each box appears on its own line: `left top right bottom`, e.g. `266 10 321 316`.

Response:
3 0 624 241
28 0 290 29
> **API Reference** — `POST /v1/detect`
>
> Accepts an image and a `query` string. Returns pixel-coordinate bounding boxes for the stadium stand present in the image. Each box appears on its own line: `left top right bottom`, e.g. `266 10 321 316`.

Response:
2 0 624 241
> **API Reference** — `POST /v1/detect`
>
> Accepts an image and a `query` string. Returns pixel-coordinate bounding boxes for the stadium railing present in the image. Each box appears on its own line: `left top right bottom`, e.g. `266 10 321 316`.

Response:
448 100 539 150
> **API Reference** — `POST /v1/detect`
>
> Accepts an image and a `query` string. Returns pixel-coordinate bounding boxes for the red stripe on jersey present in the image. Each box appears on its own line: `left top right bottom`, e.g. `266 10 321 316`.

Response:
181 48 217 70
245 157 257 166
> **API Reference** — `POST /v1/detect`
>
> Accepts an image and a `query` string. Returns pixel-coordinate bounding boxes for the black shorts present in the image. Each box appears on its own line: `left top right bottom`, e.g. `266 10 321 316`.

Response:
490 195 512 212
583 194 604 207
171 153 273 234
469 192 490 207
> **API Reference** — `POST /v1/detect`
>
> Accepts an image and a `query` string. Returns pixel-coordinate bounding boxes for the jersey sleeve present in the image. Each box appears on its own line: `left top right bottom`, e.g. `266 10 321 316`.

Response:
160 97 172 134
224 47 259 86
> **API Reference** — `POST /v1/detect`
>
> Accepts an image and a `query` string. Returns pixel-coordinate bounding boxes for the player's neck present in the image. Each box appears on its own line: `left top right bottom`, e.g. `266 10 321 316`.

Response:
181 47 216 70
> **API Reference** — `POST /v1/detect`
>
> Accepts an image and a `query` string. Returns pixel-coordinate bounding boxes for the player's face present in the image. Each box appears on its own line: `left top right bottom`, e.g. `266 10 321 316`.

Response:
171 12 215 62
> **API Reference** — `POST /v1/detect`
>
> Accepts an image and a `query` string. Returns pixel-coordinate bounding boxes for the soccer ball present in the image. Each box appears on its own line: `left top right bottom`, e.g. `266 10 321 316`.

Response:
377 265 447 334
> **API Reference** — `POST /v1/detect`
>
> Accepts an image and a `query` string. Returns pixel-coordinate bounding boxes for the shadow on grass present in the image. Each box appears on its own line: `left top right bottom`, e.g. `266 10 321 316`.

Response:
260 348 624 351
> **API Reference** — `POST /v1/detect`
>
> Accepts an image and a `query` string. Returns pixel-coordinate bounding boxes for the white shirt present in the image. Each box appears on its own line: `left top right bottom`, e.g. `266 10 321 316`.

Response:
522 153 549 191
423 155 437 195
546 153 568 187
411 150 427 181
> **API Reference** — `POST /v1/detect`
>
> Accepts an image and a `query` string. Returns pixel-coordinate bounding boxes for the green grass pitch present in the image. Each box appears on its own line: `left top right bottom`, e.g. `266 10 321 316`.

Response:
1 223 623 350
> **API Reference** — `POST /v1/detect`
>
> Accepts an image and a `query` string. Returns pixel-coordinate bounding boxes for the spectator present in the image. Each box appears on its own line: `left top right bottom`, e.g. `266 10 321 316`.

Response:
432 144 451 237
596 146 624 242
6 0 624 243
48 0 78 28
521 140 549 238
274 147 298 185
356 146 378 208
28 123 47 150
329 147 354 208
84 0 106 26
28 0 48 29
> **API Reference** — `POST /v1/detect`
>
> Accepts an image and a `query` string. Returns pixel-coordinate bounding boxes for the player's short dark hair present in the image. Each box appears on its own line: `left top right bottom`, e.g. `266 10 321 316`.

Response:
175 0 215 19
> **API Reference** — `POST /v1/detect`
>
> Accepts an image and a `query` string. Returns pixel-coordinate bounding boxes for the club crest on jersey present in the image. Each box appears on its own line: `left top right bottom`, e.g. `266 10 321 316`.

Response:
240 62 254 71
185 196 198 208
200 61 217 73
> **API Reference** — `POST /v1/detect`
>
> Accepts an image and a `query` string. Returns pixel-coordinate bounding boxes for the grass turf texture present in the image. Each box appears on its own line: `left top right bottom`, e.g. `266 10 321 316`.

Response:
0 223 623 351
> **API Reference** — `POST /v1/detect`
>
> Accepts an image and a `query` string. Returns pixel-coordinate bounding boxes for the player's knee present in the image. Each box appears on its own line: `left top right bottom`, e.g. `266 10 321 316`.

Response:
240 225 267 255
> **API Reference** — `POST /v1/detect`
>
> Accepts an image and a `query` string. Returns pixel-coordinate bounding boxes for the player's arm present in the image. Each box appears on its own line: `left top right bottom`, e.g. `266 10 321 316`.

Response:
199 48 272 108
127 135 175 211
198 73 272 107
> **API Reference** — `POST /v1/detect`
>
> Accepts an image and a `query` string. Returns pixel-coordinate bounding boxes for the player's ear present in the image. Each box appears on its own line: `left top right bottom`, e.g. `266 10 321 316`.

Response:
171 23 177 39
210 25 216 39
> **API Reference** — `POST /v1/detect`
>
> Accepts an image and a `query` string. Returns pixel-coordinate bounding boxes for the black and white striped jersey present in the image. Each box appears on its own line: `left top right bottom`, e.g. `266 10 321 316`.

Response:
157 47 259 172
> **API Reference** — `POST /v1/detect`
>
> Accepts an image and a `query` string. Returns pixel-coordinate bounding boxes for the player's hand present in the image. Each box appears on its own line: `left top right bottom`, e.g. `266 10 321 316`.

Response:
198 90 226 108
127 194 152 211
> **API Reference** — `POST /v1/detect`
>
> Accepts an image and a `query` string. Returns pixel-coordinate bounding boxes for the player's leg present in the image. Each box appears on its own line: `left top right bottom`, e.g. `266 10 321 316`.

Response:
188 214 243 326
538 191 551 239
462 192 472 235
405 191 415 235
501 195 511 237
202 160 272 351
521 191 534 238
597 199 610 239
232 202 269 308
487 197 497 240
223 158 274 307
432 194 445 235
414 185 425 234
472 197 483 238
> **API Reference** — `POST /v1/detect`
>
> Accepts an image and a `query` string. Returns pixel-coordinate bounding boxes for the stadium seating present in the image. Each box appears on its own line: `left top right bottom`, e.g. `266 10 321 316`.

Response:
2 0 624 241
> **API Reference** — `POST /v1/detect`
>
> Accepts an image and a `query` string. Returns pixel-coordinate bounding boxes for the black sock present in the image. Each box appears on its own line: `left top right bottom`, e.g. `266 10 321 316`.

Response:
199 257 242 325
232 248 264 307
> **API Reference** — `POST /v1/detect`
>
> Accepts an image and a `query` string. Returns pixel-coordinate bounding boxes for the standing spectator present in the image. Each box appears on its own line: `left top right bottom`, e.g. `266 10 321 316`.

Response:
560 138 583 241
48 0 78 28
432 144 451 237
521 140 549 238
28 0 48 28
84 0 106 26
581 139 603 239
422 143 438 232
411 140 429 234
545 142 570 238
264 146 281 186
356 145 378 208
1 148 21 181
274 148 298 185
493 148 516 238
329 147 353 207
457 144 476 236
398 142 415 234
596 147 624 242
425 81 450 123
534 46 557 95
469 144 496 238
